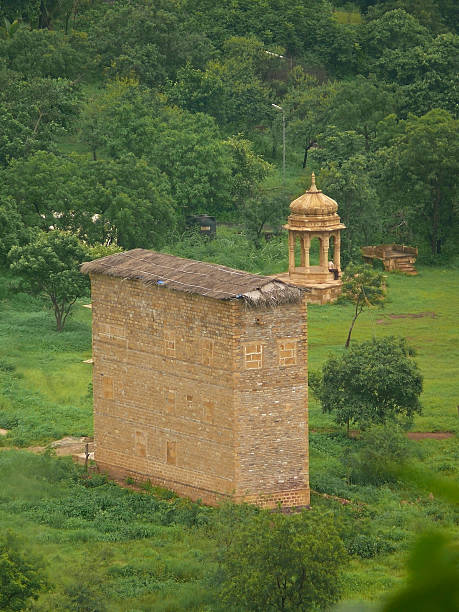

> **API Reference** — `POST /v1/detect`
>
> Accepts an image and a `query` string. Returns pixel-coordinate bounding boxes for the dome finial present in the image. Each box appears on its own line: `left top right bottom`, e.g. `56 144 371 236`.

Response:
310 172 317 191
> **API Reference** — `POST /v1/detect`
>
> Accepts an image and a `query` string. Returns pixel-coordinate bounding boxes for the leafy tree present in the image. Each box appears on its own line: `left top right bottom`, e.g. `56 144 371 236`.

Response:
106 105 232 217
0 18 22 40
378 109 458 256
0 195 30 264
0 68 79 165
341 263 386 348
1 151 72 228
0 27 92 79
284 71 337 168
0 0 40 25
310 337 423 434
317 154 383 264
86 0 213 86
65 155 177 249
374 33 459 116
225 134 272 211
0 530 47 611
359 9 431 63
2 152 177 249
215 505 346 611
9 230 89 331
327 76 397 152
168 36 273 133
181 0 356 75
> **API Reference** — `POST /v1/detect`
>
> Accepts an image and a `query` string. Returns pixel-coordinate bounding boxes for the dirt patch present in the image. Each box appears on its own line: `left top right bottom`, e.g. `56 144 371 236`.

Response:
377 311 437 324
0 428 8 436
25 436 94 456
406 432 454 440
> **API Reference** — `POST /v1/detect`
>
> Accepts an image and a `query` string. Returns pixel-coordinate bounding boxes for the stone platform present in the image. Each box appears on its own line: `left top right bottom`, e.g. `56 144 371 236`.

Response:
276 273 342 304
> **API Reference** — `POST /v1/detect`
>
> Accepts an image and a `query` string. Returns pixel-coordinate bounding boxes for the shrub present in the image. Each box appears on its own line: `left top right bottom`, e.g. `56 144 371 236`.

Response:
343 425 414 486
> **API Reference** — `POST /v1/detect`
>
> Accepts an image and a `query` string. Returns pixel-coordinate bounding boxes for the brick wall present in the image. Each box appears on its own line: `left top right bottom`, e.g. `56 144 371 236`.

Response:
90 274 309 508
233 297 309 507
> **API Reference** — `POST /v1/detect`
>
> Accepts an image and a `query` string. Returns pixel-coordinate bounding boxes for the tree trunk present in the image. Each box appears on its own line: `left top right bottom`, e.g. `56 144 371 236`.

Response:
345 312 359 348
302 145 308 169
38 0 50 29
55 308 63 332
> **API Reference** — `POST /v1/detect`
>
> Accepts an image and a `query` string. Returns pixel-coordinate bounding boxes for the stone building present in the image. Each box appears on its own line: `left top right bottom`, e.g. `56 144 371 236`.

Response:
81 249 309 508
277 173 346 304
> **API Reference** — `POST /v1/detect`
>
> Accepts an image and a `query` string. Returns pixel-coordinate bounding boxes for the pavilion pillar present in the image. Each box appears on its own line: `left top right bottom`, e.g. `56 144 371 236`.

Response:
303 234 310 271
334 232 341 271
320 236 329 271
288 231 295 274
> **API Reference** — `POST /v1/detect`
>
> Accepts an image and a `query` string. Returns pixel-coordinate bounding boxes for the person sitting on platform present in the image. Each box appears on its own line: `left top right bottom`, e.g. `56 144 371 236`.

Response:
328 261 339 280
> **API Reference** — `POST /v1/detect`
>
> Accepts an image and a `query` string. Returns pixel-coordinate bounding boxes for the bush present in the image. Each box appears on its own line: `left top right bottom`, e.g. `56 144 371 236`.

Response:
343 425 414 486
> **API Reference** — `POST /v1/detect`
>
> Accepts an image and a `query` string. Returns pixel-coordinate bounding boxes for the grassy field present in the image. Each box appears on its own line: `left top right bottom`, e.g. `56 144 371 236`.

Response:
0 255 458 609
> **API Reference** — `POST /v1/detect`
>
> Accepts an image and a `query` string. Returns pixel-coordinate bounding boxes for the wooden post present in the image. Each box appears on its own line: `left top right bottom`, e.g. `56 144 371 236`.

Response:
85 443 89 472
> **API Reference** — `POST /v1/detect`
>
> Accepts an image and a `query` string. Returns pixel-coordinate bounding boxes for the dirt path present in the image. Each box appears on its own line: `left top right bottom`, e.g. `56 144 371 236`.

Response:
406 432 454 440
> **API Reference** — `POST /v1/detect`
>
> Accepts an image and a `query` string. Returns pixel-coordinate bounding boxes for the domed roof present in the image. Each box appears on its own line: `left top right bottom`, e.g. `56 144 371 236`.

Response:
290 173 338 216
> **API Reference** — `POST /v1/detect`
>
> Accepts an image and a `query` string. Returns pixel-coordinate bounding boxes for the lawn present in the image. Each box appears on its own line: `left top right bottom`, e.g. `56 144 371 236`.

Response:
0 257 457 609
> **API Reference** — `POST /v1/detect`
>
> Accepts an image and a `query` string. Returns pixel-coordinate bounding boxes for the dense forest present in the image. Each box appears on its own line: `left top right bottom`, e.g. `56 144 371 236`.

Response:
0 0 457 269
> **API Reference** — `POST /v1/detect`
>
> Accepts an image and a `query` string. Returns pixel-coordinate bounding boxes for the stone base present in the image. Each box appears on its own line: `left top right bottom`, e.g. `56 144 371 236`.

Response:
236 487 310 509
276 274 342 305
95 461 232 506
94 461 309 509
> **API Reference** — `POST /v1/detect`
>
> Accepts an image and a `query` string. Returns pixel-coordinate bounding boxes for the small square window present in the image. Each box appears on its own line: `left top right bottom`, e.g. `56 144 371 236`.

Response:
244 343 263 369
278 339 298 367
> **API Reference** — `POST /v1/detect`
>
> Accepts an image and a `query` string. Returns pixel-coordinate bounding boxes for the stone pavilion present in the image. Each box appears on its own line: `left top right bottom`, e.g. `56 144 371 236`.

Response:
277 173 346 304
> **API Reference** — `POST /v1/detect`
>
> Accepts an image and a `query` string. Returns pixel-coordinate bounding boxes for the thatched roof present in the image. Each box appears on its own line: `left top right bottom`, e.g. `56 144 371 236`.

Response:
81 249 305 307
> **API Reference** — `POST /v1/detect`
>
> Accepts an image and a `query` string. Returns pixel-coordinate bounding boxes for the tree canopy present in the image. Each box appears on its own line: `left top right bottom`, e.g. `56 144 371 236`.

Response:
9 230 89 331
310 337 423 433
215 505 346 611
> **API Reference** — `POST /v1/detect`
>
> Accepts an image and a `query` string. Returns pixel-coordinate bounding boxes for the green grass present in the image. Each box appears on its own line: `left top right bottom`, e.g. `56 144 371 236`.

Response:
0 279 93 446
308 266 459 434
0 252 457 608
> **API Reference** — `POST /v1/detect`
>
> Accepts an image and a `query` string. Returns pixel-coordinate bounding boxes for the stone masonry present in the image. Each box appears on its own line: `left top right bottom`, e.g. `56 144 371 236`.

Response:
84 251 309 509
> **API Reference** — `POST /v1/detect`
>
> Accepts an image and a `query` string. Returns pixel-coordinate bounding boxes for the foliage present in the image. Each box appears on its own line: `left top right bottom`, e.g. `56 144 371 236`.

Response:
168 36 274 133
343 424 414 485
215 505 346 611
86 0 213 86
310 337 423 433
341 263 386 348
2 152 177 249
373 32 459 116
378 109 459 256
0 530 47 611
0 27 93 79
382 532 459 612
8 230 89 331
0 68 79 165
0 195 30 264
318 155 382 263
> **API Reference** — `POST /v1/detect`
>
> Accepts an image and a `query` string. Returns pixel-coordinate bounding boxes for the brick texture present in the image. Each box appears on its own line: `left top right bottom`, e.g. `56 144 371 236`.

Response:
89 274 309 508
